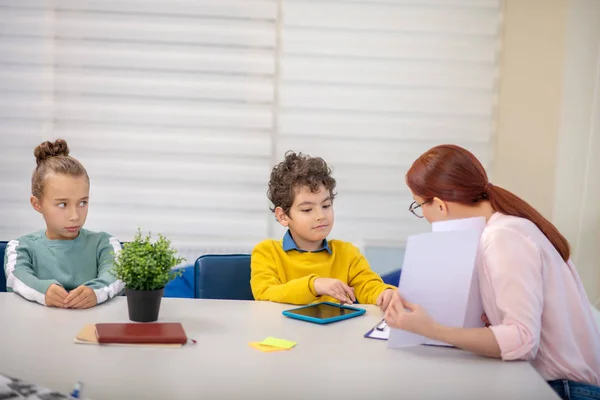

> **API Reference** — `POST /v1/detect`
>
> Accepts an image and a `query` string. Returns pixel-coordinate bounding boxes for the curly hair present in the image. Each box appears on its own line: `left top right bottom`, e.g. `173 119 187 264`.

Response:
32 139 89 198
267 151 337 215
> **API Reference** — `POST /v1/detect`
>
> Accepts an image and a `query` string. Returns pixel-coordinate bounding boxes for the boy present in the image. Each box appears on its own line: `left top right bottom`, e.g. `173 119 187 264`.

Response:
251 151 396 311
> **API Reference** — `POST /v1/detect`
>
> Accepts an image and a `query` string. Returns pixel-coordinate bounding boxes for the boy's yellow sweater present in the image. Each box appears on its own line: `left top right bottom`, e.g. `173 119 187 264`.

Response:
250 238 396 305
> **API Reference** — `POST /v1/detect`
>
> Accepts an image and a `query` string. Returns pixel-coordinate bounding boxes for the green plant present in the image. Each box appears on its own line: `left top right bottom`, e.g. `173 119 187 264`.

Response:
113 229 185 291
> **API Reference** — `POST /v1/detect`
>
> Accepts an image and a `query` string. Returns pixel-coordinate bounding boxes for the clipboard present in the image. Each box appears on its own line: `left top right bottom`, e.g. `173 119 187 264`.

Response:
364 319 389 340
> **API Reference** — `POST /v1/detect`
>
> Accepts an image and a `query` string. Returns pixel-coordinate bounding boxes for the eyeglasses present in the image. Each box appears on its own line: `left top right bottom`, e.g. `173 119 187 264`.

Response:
408 199 432 218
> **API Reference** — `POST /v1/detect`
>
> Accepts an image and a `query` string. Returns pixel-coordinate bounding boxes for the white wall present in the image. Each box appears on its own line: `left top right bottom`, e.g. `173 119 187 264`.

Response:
493 0 567 218
494 0 600 305
553 0 600 306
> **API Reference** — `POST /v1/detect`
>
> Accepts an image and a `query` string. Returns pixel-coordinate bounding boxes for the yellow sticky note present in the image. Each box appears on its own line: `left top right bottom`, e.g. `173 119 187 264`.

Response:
248 342 288 352
260 337 297 350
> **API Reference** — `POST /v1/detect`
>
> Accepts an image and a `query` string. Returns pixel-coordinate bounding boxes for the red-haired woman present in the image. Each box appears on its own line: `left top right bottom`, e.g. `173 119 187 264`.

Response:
385 144 600 400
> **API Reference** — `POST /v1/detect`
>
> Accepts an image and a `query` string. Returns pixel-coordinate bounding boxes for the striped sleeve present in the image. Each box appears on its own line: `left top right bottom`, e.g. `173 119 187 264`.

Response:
83 235 125 304
4 239 61 306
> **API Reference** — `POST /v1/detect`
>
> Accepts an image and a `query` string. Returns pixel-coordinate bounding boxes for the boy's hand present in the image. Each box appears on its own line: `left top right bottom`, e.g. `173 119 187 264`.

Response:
64 285 97 309
45 284 68 308
376 288 395 311
313 278 356 304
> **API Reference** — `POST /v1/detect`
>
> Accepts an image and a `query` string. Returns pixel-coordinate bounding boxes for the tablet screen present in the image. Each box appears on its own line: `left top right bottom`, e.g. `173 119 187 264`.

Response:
286 303 359 319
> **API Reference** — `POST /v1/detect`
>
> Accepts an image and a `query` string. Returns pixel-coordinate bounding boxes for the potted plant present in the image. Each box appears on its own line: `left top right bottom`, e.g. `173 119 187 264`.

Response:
113 229 184 322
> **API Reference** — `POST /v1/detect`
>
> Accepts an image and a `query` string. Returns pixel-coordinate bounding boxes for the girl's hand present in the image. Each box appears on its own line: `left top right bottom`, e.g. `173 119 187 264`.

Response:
45 284 68 308
64 285 97 309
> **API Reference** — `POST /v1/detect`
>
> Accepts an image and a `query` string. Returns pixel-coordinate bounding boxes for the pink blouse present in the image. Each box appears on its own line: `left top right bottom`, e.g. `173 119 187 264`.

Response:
479 213 600 385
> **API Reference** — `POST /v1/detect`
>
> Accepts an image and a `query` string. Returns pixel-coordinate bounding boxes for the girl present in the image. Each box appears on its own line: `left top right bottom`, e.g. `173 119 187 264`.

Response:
385 144 600 400
3 139 124 308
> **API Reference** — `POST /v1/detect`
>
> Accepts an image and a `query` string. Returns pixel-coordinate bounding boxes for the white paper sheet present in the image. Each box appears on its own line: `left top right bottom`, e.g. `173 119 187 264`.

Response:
431 216 486 234
427 216 486 345
388 228 484 349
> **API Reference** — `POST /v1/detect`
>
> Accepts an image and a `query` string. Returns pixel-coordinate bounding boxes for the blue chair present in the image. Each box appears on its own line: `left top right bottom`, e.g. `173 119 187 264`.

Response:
194 254 254 300
381 269 401 287
0 241 6 292
164 265 196 298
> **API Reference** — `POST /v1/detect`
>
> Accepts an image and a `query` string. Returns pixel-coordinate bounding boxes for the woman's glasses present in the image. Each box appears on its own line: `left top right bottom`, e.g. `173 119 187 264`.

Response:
408 199 432 218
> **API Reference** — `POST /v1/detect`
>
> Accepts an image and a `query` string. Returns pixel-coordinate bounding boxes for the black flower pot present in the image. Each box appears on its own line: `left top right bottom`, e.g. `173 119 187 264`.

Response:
125 287 164 322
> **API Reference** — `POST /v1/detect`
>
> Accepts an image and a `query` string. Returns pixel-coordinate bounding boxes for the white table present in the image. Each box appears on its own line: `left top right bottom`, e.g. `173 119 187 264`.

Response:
0 294 559 400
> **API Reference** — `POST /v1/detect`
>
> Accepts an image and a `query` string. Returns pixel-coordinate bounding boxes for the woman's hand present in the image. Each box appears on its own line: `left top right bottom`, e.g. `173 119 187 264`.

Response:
384 291 437 337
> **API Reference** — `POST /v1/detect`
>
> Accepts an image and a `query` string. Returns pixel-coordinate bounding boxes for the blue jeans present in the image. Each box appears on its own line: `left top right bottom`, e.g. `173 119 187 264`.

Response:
548 380 600 400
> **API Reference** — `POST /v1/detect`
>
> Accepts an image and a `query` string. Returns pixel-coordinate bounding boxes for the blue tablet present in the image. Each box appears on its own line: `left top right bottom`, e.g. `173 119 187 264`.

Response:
282 302 366 324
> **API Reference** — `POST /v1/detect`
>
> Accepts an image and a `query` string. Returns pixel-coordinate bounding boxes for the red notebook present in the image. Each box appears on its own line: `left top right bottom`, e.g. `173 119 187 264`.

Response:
95 323 188 345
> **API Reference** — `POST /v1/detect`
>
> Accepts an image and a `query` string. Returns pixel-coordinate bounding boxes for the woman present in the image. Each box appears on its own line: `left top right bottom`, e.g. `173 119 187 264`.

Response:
386 144 600 400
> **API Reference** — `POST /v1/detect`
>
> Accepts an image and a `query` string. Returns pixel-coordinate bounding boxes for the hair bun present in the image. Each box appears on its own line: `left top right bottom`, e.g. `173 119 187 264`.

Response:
34 139 70 166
